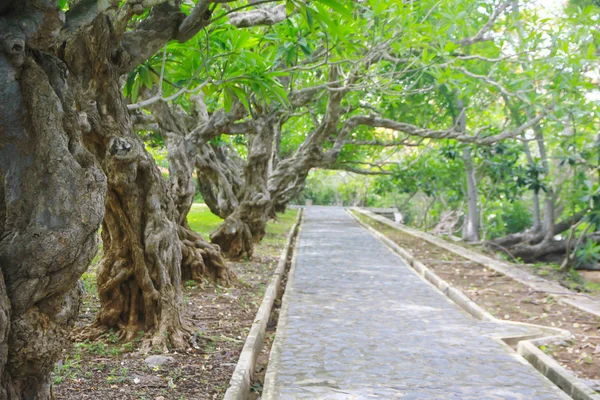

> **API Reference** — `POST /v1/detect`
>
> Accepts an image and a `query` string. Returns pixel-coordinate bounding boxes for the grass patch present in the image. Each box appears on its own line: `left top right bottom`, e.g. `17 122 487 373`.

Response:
186 203 224 239
262 209 298 247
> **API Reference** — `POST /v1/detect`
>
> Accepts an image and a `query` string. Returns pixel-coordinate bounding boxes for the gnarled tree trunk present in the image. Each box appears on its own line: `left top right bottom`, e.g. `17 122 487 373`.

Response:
196 144 243 219
0 268 9 399
66 16 188 350
211 116 275 259
147 100 233 285
0 4 106 397
164 133 232 285
268 147 317 215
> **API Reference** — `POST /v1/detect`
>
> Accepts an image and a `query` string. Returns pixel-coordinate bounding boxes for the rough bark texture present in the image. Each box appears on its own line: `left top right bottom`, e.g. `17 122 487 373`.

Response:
0 3 106 397
146 99 233 285
0 268 9 399
268 155 312 213
169 136 232 285
65 15 188 350
145 96 277 260
211 115 275 259
195 144 243 219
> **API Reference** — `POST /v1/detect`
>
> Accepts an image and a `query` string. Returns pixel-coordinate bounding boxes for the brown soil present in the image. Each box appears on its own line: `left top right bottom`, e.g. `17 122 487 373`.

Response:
356 213 600 384
581 270 600 285
52 211 298 400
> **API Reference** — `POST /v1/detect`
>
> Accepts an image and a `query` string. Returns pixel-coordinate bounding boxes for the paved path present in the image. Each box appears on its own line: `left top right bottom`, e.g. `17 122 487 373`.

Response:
262 207 570 400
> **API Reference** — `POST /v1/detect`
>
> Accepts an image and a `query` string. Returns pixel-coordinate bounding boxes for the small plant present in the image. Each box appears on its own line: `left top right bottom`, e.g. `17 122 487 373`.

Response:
107 329 119 344
121 342 134 352
250 382 263 393
52 356 80 385
574 239 600 269
582 355 594 364
185 280 196 289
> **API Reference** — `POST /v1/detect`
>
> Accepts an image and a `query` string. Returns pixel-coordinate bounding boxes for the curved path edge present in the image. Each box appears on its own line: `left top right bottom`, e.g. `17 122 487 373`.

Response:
349 208 600 400
224 209 304 400
353 208 600 318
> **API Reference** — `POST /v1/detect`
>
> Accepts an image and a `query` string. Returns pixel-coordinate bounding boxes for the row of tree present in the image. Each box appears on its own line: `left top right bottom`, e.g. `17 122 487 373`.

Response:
357 1 600 269
0 0 596 398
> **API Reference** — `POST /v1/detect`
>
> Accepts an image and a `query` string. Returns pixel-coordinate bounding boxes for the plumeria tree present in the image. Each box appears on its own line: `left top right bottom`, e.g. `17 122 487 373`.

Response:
2 0 599 398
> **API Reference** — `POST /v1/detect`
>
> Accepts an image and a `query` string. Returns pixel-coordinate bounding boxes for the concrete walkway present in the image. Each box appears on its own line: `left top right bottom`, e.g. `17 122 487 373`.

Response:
262 207 570 400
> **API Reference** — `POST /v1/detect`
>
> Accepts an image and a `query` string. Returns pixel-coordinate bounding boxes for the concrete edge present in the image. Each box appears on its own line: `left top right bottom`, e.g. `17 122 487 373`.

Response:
347 208 600 400
223 209 304 400
352 207 600 319
261 216 305 400
519 341 600 400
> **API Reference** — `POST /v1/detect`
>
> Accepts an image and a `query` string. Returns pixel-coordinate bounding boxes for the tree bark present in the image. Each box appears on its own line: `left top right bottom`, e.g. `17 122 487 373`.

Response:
195 144 243 219
268 154 313 213
0 268 9 399
169 137 233 284
65 16 189 350
147 99 233 285
211 116 275 259
0 4 106 397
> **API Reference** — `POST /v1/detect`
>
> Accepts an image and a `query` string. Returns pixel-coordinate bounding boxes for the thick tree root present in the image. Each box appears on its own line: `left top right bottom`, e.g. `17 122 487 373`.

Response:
179 224 235 285
210 215 254 260
74 255 191 352
210 194 270 260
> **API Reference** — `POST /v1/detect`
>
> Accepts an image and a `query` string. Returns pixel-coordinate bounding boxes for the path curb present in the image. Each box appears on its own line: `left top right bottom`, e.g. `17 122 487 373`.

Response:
223 209 303 400
261 215 304 400
353 207 600 318
348 209 600 400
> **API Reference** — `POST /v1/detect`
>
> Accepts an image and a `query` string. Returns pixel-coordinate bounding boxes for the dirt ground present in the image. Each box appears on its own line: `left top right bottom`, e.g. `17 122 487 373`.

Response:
356 213 600 387
52 211 298 400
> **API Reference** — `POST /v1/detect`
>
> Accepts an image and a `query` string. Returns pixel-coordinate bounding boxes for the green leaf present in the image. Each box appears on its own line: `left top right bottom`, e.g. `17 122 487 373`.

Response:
131 80 140 104
314 0 353 19
267 82 288 105
587 41 596 59
124 71 136 98
139 66 153 89
229 85 250 110
298 37 312 56
223 88 233 113
286 0 295 15
304 7 314 29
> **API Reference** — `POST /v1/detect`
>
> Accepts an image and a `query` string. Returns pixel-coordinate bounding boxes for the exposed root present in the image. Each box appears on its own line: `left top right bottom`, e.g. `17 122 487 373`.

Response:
210 214 254 260
179 223 235 285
